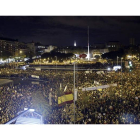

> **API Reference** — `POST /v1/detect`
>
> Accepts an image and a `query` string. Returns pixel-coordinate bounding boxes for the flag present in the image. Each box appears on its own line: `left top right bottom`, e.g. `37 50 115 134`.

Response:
58 92 73 106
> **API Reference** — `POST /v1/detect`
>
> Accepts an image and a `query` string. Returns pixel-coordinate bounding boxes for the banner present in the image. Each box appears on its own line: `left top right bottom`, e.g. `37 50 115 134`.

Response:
82 83 117 91
35 68 41 71
85 71 90 74
96 71 104 75
31 75 39 79
31 82 40 84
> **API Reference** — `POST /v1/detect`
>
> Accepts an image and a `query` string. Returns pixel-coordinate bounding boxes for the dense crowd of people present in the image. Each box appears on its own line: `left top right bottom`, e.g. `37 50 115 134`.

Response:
0 66 140 124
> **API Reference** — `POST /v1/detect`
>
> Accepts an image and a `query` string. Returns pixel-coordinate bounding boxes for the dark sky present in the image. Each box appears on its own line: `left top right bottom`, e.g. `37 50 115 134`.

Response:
0 16 140 46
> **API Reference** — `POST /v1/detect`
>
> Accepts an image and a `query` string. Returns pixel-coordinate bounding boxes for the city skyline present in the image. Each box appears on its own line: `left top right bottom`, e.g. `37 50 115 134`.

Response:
0 16 140 46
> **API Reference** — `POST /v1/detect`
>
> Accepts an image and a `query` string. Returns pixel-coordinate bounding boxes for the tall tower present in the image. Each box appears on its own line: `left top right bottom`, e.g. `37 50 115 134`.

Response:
74 41 76 47
88 26 90 61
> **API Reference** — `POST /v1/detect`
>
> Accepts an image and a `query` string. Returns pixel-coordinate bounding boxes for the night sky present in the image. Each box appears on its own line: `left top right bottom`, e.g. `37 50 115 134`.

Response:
0 16 140 46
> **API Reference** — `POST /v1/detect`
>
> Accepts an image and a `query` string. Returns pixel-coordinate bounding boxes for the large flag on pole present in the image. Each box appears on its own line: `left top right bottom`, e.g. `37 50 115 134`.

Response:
58 92 73 106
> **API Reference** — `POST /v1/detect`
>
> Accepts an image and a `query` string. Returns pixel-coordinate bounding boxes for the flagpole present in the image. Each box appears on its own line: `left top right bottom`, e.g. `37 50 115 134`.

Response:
74 62 75 124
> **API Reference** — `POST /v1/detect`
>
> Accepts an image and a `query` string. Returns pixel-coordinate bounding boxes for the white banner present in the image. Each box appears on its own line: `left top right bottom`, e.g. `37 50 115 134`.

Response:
31 82 40 84
35 68 41 71
85 70 92 74
82 83 117 91
85 71 90 74
31 75 39 79
96 71 104 75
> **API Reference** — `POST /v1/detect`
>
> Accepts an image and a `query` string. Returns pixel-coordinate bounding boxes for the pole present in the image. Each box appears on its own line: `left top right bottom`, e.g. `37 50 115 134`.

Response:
117 56 118 66
74 62 75 124
88 26 89 61
121 58 123 95
56 56 57 71
40 55 41 70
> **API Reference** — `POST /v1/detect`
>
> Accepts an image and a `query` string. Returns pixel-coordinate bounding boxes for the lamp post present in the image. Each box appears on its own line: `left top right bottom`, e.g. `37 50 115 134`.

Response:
73 62 76 124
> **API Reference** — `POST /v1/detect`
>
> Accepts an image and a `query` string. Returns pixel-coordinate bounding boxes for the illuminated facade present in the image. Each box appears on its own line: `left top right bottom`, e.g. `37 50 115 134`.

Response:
0 37 35 58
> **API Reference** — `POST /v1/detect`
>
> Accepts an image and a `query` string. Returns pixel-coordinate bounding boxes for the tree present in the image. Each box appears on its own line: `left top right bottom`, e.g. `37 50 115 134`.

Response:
101 49 125 60
41 51 74 61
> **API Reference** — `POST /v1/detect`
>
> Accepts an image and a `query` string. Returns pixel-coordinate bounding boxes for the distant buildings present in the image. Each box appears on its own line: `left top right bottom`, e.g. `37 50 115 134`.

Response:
105 41 122 51
0 37 34 59
0 37 57 59
0 36 138 61
55 45 109 60
35 42 57 55
0 37 19 57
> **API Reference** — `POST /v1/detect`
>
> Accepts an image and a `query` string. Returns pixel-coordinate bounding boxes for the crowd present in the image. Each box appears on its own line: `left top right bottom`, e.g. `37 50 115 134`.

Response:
0 66 140 124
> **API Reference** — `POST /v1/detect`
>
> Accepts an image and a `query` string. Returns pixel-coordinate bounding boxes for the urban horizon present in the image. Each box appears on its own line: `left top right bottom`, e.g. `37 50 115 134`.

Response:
0 16 140 46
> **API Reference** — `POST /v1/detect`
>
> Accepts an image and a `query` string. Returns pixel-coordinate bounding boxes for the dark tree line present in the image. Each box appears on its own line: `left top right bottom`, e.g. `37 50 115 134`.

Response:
101 49 125 60
41 51 74 62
